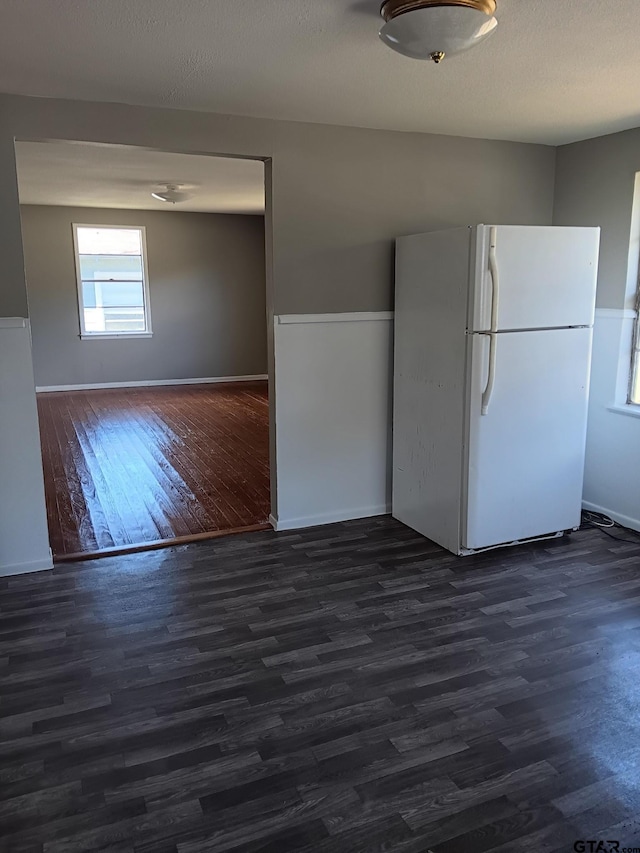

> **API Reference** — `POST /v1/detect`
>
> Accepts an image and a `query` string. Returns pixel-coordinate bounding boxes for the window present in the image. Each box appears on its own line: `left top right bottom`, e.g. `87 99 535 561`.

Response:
73 225 152 338
626 173 640 407
631 291 640 404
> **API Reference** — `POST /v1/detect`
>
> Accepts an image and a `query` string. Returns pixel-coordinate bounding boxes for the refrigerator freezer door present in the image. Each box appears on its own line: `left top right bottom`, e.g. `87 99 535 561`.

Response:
470 226 599 332
463 327 592 551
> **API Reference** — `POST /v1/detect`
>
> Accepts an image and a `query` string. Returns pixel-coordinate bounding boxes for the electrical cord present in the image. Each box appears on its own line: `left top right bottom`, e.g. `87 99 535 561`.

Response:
582 510 615 528
580 510 640 544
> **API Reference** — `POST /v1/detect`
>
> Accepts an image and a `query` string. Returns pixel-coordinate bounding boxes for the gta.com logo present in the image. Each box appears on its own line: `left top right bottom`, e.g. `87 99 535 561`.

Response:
574 842 640 852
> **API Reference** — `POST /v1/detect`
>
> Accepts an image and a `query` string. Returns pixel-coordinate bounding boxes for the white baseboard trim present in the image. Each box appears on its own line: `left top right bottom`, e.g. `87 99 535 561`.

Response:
36 374 268 393
276 312 393 325
269 504 391 532
582 500 640 534
0 555 54 577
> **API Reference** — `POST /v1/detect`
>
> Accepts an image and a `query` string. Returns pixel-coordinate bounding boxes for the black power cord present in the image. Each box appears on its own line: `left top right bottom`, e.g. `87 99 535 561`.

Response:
581 510 640 545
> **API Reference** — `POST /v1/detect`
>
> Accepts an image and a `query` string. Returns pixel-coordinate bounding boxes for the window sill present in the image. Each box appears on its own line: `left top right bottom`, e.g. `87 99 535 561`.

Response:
80 333 153 340
607 404 640 420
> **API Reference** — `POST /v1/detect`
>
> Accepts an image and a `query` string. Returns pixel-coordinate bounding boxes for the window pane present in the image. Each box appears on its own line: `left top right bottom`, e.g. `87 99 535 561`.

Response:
82 281 97 309
103 281 144 308
76 224 150 335
82 280 144 309
79 254 143 281
632 353 640 404
76 227 142 255
104 308 146 332
83 306 146 333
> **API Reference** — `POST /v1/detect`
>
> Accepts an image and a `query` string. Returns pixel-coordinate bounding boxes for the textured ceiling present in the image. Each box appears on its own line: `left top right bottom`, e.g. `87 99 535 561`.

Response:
15 142 265 214
1 1 640 145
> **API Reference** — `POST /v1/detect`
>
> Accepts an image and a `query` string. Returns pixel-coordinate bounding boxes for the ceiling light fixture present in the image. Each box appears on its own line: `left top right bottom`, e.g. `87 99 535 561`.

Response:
379 0 497 63
151 184 193 204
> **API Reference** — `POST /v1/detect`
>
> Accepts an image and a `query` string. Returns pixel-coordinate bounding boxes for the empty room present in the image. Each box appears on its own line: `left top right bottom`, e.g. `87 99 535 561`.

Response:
1 2 640 852
16 141 270 560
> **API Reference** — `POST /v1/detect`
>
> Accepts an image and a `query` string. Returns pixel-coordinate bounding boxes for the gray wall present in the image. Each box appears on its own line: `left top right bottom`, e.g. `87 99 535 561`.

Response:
0 95 556 320
554 127 640 309
0 93 556 572
20 205 267 387
554 127 640 529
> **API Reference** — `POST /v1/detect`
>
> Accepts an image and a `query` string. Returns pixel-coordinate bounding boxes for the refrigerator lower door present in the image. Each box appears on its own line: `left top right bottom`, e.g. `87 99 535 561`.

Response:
463 327 592 551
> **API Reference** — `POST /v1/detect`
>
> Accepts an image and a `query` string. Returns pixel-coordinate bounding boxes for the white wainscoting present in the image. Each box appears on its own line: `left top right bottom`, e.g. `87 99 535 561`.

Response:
582 308 640 532
36 374 268 393
272 312 393 531
0 319 53 576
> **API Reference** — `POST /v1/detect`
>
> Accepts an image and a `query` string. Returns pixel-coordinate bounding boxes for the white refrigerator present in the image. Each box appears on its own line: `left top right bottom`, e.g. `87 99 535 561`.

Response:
392 224 600 556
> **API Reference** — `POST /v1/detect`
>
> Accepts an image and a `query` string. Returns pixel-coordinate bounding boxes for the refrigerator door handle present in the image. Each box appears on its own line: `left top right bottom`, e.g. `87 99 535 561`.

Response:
487 226 500 333
481 227 499 416
481 332 497 416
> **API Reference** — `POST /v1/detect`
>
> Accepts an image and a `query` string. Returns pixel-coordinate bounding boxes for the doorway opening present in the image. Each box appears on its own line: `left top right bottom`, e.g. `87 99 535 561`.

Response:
15 139 272 561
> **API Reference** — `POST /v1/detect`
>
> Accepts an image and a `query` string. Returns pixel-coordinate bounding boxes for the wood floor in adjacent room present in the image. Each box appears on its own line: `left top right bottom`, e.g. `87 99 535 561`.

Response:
36 382 270 559
2 517 640 851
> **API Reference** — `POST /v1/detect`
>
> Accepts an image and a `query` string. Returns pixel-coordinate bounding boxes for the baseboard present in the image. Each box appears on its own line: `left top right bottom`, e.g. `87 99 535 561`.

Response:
0 555 54 577
582 501 640 534
36 374 268 393
270 504 391 532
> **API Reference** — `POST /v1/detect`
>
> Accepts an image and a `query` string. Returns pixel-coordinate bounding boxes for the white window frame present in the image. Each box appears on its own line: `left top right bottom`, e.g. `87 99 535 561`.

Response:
630 286 640 405
625 174 640 407
72 223 153 340
606 171 640 418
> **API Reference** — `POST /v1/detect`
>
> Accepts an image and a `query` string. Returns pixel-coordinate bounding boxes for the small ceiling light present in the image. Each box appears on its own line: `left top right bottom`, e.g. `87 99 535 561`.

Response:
151 183 193 204
379 0 498 63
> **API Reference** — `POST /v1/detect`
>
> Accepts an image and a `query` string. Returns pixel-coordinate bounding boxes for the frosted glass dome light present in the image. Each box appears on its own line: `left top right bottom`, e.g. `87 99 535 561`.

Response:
151 184 193 204
379 0 498 63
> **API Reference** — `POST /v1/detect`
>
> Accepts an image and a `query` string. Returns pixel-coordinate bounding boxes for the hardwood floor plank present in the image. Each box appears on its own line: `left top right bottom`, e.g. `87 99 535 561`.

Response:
36 383 270 557
116 399 235 532
112 403 210 535
73 392 164 546
55 401 101 552
122 388 262 530
37 396 67 558
37 395 85 555
149 399 257 529
63 396 133 548
60 395 116 551
84 394 182 541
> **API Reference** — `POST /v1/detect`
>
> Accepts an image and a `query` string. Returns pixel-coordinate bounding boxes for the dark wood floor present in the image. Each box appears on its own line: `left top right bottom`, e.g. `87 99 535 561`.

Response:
36 382 270 559
2 517 640 851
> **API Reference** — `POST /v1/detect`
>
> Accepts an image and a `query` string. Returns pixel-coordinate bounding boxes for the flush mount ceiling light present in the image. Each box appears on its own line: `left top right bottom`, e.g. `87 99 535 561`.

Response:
151 183 193 204
379 0 498 63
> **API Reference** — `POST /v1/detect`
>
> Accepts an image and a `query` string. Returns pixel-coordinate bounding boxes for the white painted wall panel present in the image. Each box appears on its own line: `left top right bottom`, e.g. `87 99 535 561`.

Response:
583 310 640 531
0 319 52 575
273 314 392 530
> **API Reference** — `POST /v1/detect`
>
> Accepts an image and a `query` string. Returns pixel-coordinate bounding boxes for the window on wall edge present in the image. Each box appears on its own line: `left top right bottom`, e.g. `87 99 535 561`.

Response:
630 296 640 405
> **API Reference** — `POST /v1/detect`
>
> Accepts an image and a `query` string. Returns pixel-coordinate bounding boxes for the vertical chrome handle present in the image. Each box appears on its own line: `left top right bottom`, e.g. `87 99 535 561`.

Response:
482 227 499 416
